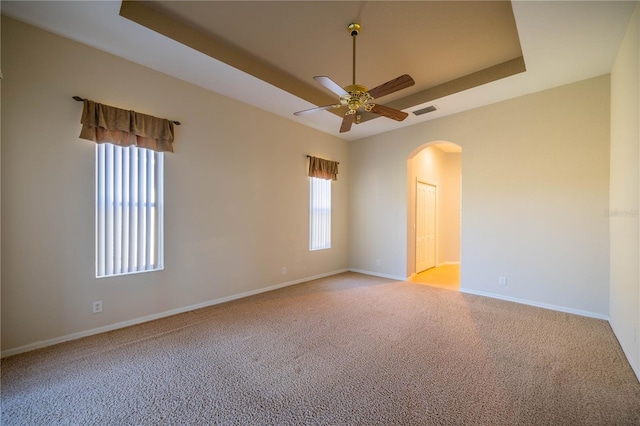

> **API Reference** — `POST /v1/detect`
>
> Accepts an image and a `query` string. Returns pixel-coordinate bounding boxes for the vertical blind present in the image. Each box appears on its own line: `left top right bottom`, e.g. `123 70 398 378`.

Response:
96 144 164 277
309 177 331 250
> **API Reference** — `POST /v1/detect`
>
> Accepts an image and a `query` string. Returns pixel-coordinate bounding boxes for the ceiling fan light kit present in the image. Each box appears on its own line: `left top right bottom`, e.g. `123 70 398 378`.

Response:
294 23 415 133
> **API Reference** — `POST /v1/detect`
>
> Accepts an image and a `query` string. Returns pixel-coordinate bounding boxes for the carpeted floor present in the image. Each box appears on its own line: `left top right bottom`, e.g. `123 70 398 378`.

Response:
2 272 639 425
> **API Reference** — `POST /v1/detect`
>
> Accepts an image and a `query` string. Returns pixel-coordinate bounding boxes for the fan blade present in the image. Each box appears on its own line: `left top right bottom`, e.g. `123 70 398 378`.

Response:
367 74 415 99
370 104 409 122
294 104 339 116
314 76 349 96
340 113 356 133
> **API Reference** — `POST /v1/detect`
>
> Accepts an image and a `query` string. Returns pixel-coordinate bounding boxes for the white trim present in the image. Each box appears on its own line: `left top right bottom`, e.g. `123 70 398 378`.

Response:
458 290 640 381
609 318 640 381
1 269 349 358
7 266 633 386
437 261 460 267
459 288 609 320
349 268 406 281
410 262 460 277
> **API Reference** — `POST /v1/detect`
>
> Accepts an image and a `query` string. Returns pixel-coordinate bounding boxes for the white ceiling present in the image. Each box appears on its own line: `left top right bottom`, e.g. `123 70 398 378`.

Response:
2 1 636 141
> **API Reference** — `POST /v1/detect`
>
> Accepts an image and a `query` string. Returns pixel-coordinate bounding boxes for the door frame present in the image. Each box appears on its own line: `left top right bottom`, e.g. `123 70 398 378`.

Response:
415 178 438 273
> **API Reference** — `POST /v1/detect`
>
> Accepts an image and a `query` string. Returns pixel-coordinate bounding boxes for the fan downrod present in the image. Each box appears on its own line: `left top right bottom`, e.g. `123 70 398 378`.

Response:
344 22 367 93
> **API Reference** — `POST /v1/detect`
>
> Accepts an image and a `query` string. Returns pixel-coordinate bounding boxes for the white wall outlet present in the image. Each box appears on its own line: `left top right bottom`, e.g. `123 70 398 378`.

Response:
282 267 287 275
92 300 102 314
498 276 507 286
376 259 381 266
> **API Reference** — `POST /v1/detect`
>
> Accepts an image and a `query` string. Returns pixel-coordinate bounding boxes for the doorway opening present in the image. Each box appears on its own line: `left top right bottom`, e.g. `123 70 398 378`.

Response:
407 141 462 290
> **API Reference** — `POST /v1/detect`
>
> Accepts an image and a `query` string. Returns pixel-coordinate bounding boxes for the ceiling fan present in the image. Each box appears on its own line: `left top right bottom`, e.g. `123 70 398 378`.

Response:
294 23 415 133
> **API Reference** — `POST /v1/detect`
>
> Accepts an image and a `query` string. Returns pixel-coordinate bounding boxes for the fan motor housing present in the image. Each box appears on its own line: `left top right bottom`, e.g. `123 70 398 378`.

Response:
344 84 367 93
341 84 374 111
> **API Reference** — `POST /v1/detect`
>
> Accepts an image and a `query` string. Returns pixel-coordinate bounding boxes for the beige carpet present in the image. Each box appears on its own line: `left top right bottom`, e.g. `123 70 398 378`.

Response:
2 272 639 425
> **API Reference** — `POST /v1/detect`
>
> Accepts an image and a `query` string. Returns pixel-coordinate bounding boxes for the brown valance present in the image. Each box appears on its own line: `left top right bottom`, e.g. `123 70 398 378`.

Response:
79 100 174 153
308 155 339 181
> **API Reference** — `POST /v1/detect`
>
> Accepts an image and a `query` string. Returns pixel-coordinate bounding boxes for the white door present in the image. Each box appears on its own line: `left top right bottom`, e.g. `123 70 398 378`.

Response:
416 182 436 273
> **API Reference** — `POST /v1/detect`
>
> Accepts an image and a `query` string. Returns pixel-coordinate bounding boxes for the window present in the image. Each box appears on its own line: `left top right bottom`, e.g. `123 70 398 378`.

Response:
96 144 164 277
309 177 331 250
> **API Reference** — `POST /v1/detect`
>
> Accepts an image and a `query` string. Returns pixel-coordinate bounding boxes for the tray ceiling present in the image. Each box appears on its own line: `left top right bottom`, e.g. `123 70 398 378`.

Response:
125 1 525 123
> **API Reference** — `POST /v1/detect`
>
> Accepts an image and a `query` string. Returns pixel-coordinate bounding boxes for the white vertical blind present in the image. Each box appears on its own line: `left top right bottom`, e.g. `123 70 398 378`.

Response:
309 177 331 251
96 144 164 277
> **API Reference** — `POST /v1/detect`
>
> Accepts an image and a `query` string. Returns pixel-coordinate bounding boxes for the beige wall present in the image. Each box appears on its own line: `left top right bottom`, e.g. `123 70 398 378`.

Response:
0 4 3 350
440 153 462 263
1 17 349 353
610 2 640 376
350 75 610 316
407 145 461 274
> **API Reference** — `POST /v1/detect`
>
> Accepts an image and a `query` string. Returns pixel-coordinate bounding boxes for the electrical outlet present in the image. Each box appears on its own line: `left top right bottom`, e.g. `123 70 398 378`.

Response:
498 276 507 286
92 300 102 314
376 259 381 266
634 326 637 343
282 267 287 275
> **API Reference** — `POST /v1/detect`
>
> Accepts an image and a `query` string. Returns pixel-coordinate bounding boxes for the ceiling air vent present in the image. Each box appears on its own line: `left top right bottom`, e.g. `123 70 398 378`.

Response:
413 105 438 116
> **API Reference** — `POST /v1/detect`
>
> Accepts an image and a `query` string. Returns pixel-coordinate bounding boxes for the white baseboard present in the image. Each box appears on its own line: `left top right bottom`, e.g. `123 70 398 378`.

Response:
459 288 610 320
1 269 349 358
458 288 640 382
7 269 637 385
348 268 406 281
437 261 460 266
410 262 459 277
608 318 640 382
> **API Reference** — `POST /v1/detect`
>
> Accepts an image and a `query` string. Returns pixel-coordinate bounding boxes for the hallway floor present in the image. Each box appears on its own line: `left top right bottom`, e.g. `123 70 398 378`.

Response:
411 264 460 291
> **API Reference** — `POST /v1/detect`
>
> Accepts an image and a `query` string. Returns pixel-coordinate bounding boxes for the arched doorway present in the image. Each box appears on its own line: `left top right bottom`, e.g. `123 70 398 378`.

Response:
407 141 462 289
